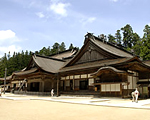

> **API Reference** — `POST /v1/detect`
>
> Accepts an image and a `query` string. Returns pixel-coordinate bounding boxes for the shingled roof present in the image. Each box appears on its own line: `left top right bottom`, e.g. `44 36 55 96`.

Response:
32 54 65 73
91 66 127 78
93 36 133 58
61 33 134 69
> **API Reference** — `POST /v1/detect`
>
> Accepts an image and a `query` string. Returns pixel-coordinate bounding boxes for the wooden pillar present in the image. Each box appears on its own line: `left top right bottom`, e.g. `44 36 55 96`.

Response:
120 84 122 96
126 74 129 96
73 75 75 90
132 74 133 89
51 78 54 89
27 83 30 91
57 73 60 97
42 81 44 92
64 80 66 90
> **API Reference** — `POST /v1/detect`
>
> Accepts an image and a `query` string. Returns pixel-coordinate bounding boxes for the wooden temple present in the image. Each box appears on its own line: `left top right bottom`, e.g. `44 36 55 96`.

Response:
1 33 150 98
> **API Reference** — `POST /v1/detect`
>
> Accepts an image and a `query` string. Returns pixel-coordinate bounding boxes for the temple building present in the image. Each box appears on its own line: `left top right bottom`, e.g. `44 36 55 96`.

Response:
1 33 150 98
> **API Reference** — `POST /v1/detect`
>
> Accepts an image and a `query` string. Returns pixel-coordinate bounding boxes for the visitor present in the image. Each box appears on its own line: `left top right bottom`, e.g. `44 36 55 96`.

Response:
51 89 54 97
131 88 139 103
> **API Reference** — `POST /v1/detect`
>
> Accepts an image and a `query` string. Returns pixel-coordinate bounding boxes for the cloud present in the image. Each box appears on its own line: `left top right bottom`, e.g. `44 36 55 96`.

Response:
86 17 96 23
110 0 119 2
80 17 96 26
0 30 15 40
0 45 22 57
36 12 45 18
49 2 70 17
0 30 22 57
0 30 21 45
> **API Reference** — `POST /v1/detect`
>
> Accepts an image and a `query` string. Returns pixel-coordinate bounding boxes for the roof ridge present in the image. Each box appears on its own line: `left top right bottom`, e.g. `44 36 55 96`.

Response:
34 54 65 62
48 48 78 57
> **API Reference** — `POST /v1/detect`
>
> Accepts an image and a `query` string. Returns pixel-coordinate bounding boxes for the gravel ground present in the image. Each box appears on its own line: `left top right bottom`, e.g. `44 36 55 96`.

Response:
0 98 150 120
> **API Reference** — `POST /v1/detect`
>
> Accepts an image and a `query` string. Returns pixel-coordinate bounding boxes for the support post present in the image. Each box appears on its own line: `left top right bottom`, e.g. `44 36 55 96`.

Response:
4 68 7 94
73 78 75 90
57 73 60 97
42 81 45 92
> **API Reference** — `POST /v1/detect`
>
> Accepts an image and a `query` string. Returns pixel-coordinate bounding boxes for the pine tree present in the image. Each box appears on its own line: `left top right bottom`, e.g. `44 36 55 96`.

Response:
132 33 141 56
59 42 66 52
115 30 122 45
69 43 74 49
108 34 116 43
121 24 133 48
51 42 60 54
140 25 150 60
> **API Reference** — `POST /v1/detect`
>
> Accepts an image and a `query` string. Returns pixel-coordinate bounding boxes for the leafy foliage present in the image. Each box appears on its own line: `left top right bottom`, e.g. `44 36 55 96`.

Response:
0 51 32 78
108 34 116 43
140 25 150 60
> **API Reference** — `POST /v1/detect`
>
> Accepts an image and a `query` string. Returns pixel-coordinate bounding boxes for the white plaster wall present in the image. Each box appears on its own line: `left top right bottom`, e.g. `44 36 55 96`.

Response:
111 84 116 91
89 78 94 85
106 84 110 91
81 74 87 78
101 84 105 91
116 84 120 91
66 76 69 80
70 76 73 79
74 75 80 79
61 77 65 80
101 84 120 92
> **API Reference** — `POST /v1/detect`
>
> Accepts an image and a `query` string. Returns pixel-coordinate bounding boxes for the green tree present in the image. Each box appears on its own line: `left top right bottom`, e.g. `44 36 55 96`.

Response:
47 46 51 55
140 25 150 60
69 43 74 49
132 33 141 56
39 47 47 55
59 42 66 52
51 42 60 54
108 34 116 43
121 24 133 48
115 30 122 45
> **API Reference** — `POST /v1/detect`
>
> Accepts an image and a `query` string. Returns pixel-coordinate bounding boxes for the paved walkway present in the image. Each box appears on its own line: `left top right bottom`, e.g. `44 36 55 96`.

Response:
1 93 150 109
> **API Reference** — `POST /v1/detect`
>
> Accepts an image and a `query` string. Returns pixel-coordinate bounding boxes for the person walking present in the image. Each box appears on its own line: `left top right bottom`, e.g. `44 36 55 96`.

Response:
51 89 54 97
131 88 139 103
134 88 139 103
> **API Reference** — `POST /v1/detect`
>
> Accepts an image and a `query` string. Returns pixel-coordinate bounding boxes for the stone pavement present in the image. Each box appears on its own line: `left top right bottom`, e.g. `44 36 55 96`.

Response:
1 93 150 109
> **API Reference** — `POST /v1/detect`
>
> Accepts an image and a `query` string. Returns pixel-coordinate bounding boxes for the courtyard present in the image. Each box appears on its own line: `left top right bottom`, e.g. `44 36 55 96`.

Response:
0 93 150 120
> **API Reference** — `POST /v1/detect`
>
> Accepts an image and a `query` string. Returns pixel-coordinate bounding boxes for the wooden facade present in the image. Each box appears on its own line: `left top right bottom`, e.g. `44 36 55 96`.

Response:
58 33 150 98
1 33 150 98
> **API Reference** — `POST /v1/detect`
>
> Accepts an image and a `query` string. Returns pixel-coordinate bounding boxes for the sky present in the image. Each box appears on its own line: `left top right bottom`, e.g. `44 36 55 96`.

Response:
0 0 150 57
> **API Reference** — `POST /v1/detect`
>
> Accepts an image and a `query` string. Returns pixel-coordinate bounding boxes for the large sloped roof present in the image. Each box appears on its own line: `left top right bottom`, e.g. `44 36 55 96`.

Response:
62 33 133 68
32 54 65 73
91 66 127 78
0 75 12 81
92 36 133 58
0 68 38 81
